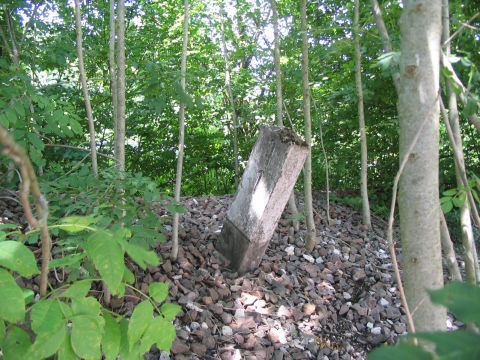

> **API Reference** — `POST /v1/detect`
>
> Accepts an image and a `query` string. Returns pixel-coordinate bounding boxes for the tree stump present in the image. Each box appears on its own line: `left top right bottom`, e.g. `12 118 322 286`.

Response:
216 126 308 273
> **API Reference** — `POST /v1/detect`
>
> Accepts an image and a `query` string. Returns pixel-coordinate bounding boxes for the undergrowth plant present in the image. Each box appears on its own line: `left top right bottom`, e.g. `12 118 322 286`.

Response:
369 281 480 359
0 166 184 359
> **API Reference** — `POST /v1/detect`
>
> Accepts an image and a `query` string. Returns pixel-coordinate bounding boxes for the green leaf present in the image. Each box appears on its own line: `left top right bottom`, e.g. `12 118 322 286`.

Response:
413 331 480 359
61 280 92 298
0 113 8 127
2 326 32 360
123 266 135 284
166 203 186 214
28 323 67 359
138 316 175 354
71 315 104 360
429 282 480 327
153 317 177 351
442 188 457 196
49 253 86 268
0 224 18 232
60 216 96 233
452 191 467 208
31 299 65 334
71 297 101 317
161 303 182 321
463 96 478 119
0 320 5 344
128 300 153 348
102 313 121 360
0 268 25 323
119 319 141 360
125 242 160 270
441 200 453 214
149 282 169 303
472 189 480 203
368 342 433 360
0 241 40 276
85 231 124 295
23 288 35 304
4 108 17 127
57 333 78 360
27 132 44 151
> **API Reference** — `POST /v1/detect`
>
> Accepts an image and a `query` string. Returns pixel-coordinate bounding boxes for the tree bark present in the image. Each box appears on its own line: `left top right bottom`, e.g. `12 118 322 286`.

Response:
74 0 98 177
109 0 119 159
442 0 479 284
271 0 300 232
353 0 371 229
440 210 462 282
300 0 316 251
370 0 400 91
116 0 126 171
171 0 189 262
220 3 240 187
398 0 446 331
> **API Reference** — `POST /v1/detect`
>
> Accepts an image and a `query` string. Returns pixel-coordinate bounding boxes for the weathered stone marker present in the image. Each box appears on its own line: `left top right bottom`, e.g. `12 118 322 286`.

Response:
216 126 308 273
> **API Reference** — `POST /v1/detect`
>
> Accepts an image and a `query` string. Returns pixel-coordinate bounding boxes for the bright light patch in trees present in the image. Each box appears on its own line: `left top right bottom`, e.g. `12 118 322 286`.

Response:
250 176 268 219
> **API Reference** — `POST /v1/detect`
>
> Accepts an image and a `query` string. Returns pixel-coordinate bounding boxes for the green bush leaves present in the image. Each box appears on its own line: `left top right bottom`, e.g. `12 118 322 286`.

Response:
85 231 124 294
128 300 154 349
149 282 169 303
0 269 25 323
0 241 39 276
369 282 480 359
429 282 480 327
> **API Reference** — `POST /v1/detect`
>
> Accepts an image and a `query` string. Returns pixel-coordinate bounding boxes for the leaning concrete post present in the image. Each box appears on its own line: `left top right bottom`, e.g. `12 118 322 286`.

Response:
217 126 308 273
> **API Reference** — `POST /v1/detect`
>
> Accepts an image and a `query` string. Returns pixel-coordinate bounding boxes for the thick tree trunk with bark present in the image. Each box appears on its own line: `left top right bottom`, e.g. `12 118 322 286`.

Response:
398 0 446 331
217 127 308 274
300 0 316 251
353 0 371 229
171 0 189 262
271 0 300 232
74 0 98 177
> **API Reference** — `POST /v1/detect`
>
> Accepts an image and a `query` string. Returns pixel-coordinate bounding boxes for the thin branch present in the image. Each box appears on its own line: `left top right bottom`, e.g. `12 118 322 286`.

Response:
44 143 115 160
19 1 43 47
440 99 480 227
443 11 480 47
0 26 13 58
0 125 51 297
441 52 480 133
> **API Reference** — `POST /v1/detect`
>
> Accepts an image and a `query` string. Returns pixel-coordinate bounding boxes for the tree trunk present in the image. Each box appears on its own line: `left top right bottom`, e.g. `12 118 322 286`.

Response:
442 0 479 284
353 0 371 229
220 3 240 187
116 0 126 171
398 0 446 332
271 0 300 232
109 0 119 159
74 0 98 177
440 210 462 282
300 0 316 251
171 0 189 262
312 99 331 224
370 0 400 91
